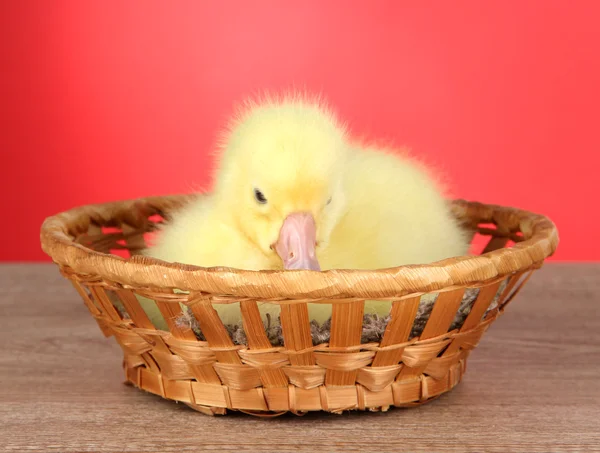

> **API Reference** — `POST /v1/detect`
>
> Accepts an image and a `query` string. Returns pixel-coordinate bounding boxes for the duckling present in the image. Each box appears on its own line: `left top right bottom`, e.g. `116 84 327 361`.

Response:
142 93 470 328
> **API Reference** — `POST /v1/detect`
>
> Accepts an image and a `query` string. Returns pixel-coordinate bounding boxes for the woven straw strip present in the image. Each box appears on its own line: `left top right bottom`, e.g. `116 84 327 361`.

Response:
397 288 465 380
482 236 510 254
70 280 101 316
283 366 326 389
372 295 421 367
280 304 316 366
498 271 534 313
240 300 289 387
121 221 147 256
238 350 290 370
356 365 402 391
326 300 365 385
90 286 122 322
150 293 221 384
149 351 196 380
189 299 242 365
402 340 452 368
213 363 262 390
111 325 152 356
161 336 216 366
424 350 468 380
115 289 173 374
443 281 502 357
315 351 375 372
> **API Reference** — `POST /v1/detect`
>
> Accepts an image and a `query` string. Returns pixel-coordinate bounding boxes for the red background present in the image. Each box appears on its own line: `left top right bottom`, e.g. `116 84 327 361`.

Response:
1 1 598 261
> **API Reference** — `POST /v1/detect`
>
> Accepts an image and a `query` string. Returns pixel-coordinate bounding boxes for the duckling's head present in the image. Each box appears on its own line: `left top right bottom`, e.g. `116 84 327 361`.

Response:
213 94 349 270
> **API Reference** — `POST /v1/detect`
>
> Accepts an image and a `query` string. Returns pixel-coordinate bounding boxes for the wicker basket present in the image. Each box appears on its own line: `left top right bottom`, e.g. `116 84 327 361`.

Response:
40 195 558 416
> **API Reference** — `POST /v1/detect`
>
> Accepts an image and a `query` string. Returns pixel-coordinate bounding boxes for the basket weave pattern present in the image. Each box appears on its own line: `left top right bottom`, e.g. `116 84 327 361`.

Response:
40 195 558 416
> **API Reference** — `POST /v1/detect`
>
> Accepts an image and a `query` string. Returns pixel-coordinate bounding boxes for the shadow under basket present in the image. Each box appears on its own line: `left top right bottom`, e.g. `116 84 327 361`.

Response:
40 195 558 417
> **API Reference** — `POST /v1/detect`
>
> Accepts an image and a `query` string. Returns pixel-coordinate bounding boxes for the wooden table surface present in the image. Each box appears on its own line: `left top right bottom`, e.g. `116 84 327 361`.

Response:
1 263 599 452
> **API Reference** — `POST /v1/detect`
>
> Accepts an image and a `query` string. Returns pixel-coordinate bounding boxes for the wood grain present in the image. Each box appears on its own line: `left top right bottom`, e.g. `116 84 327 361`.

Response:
1 263 599 453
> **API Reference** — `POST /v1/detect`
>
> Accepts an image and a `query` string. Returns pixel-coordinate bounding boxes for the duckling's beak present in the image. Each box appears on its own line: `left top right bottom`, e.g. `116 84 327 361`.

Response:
273 212 321 271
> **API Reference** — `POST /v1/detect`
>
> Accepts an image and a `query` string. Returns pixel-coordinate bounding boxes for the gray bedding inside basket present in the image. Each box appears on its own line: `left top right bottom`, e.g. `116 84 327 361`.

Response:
174 280 507 346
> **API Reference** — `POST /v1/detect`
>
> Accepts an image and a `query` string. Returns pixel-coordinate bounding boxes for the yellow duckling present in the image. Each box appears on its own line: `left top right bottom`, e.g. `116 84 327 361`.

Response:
142 92 469 328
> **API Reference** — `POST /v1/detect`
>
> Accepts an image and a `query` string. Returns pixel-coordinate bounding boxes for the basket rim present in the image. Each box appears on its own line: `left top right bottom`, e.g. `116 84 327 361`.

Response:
40 194 558 299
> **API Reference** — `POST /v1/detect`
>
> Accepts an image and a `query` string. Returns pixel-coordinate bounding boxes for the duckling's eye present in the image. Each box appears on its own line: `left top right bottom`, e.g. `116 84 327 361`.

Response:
326 197 332 205
254 188 267 204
